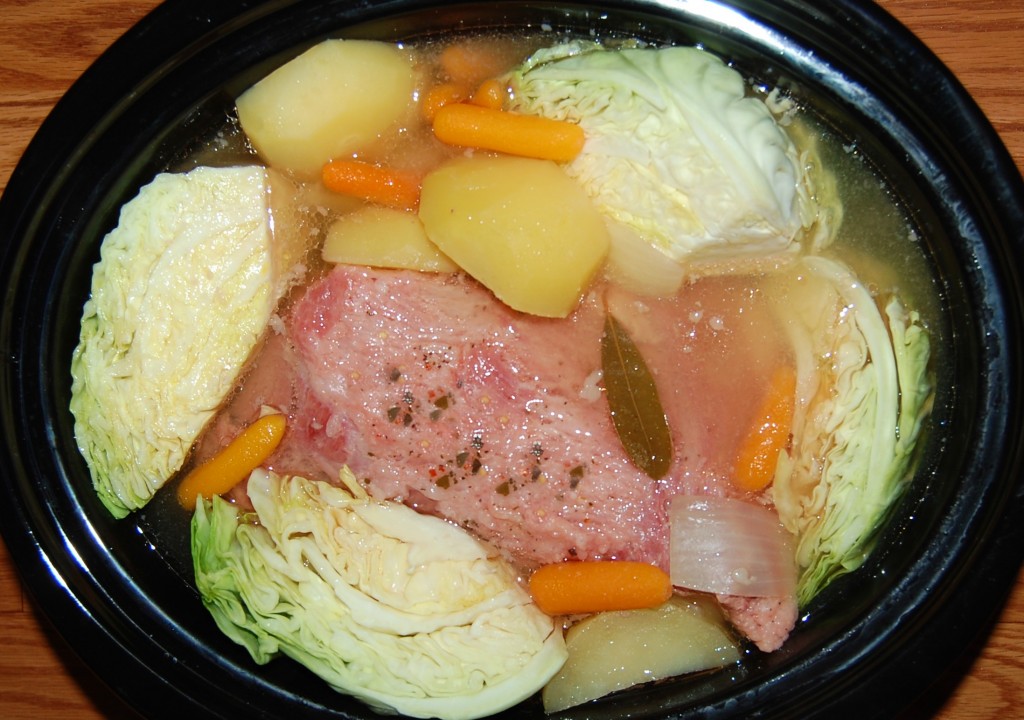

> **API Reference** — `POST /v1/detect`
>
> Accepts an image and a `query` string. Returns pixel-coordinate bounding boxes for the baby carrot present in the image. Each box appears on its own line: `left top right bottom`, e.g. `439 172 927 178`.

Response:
439 41 511 87
528 560 673 616
470 78 508 110
421 82 468 121
177 413 287 511
733 366 797 492
322 159 422 210
432 103 585 162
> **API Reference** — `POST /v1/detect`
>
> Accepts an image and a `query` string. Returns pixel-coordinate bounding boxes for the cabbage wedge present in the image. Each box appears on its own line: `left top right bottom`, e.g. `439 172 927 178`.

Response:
70 166 306 517
192 468 567 720
769 257 933 605
509 43 839 274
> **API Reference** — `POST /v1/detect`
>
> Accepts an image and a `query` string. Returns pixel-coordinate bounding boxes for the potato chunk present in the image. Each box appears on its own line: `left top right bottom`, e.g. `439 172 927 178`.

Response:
322 206 457 272
542 595 740 713
418 155 609 317
236 39 414 176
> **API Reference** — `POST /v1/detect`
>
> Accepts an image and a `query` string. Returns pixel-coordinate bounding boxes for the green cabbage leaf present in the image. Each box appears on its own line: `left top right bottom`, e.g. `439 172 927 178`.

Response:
70 166 304 517
770 256 933 605
509 43 838 273
192 468 567 720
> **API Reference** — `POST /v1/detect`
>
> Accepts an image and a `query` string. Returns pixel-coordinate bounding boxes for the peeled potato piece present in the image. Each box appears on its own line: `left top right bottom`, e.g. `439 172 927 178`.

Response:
236 39 415 177
419 155 610 318
322 206 457 272
542 595 741 713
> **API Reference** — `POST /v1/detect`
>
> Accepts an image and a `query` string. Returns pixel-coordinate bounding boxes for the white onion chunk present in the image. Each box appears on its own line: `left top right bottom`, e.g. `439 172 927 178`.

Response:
669 495 797 597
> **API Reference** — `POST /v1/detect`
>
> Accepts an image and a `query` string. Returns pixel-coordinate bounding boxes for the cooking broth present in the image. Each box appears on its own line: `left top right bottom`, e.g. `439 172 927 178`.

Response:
118 25 940 715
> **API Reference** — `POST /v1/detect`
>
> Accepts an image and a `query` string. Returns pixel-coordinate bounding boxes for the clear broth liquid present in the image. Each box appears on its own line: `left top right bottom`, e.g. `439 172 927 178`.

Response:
135 28 941 653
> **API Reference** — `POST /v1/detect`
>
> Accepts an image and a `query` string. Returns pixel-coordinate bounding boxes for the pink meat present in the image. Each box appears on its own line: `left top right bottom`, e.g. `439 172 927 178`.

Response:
203 265 797 649
719 594 799 653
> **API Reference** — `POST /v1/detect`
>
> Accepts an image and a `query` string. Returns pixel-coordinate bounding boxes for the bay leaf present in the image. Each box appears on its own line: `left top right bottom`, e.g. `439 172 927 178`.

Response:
600 312 673 479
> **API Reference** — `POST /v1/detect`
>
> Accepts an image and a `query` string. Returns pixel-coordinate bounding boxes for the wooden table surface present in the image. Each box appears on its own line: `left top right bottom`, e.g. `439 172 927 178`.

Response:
1 0 1021 717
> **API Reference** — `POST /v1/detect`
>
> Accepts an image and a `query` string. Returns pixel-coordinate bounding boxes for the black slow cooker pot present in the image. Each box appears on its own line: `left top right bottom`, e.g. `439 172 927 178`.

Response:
1 1 1022 718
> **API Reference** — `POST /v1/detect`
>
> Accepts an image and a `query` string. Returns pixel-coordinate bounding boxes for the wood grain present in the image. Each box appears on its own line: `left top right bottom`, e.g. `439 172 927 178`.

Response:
0 0 1021 717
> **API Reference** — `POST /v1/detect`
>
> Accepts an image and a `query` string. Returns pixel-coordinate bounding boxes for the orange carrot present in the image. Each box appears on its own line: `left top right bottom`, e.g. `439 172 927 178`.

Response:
432 103 585 162
470 78 507 110
439 41 511 87
177 413 287 511
528 561 673 615
322 159 422 210
421 82 469 121
733 366 797 492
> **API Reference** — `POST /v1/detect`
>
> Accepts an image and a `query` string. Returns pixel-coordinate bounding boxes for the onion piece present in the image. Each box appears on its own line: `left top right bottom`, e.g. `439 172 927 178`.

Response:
669 495 797 597
604 219 685 297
